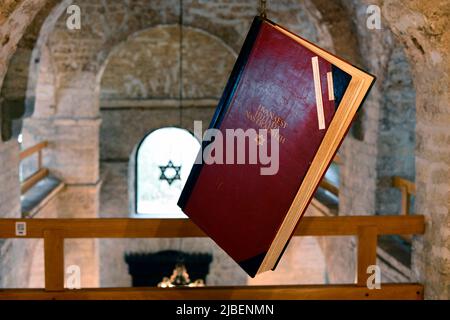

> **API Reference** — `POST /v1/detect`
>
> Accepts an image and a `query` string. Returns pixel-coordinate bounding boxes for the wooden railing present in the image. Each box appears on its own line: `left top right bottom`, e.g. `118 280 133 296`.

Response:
19 141 49 194
0 215 425 300
392 177 416 242
319 154 341 197
319 178 339 196
392 176 416 215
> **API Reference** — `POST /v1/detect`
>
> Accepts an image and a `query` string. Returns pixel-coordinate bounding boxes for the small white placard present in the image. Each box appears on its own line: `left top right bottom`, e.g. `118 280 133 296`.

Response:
15 222 27 236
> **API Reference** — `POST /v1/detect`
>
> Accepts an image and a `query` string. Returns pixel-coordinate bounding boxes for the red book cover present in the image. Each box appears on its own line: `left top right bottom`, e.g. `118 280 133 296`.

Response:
178 17 373 277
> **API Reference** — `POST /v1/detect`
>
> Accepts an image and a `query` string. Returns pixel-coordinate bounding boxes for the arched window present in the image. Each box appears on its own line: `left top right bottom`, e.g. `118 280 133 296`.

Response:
135 127 200 218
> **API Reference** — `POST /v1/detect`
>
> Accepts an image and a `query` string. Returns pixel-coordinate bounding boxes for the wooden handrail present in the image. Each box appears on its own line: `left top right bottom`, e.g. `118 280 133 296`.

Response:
318 154 341 196
0 215 424 300
0 284 423 300
0 216 424 238
19 141 49 194
19 141 48 161
319 178 339 196
392 176 416 216
333 154 342 165
20 168 49 194
392 176 416 195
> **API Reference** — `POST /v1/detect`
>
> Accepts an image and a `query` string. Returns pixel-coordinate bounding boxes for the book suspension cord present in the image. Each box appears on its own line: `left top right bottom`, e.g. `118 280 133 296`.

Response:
259 0 268 19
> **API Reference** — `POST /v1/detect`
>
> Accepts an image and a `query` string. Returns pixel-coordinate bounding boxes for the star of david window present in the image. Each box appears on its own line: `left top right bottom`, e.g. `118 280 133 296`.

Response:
135 127 200 218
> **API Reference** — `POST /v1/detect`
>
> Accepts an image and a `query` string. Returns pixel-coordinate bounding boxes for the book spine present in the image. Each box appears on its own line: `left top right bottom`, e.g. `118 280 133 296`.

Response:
209 16 264 129
178 16 264 210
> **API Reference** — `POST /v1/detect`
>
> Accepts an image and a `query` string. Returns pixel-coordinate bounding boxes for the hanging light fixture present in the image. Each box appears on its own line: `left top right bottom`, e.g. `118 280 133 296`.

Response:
158 263 205 288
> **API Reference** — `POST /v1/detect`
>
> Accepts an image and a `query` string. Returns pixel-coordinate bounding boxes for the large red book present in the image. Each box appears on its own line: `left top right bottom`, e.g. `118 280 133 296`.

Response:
178 17 375 277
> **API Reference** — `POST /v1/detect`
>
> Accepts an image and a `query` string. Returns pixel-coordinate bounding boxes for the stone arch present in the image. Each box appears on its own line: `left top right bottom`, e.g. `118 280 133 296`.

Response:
96 24 247 286
98 24 238 101
0 0 72 141
84 0 336 76
96 23 239 216
20 0 336 97
308 0 362 63
16 0 342 192
11 0 344 137
97 24 237 163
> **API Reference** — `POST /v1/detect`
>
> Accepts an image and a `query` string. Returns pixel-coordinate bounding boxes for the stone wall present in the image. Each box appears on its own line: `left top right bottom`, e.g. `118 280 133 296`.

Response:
0 140 22 287
328 0 450 299
0 5 48 283
101 26 236 100
320 1 402 284
364 0 449 299
376 42 416 215
99 24 236 160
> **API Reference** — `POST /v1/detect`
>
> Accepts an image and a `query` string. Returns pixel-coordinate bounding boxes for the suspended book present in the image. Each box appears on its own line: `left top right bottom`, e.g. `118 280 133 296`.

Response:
178 16 375 277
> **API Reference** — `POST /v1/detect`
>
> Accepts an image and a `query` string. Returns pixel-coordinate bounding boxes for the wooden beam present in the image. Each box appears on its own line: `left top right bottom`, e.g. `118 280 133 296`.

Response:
310 198 337 217
0 216 425 239
0 284 423 300
356 226 378 286
44 230 64 291
21 168 49 194
319 178 339 196
294 215 424 236
399 187 410 215
392 176 416 195
19 141 48 161
392 176 415 241
333 154 342 165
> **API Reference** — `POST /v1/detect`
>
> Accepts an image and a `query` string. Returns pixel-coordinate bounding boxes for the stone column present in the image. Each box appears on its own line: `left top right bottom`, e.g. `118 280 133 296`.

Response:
22 71 101 288
0 140 28 288
379 0 450 300
411 74 450 300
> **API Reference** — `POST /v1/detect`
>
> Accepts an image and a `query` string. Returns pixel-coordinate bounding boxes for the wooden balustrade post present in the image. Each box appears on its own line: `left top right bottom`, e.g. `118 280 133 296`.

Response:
400 187 409 215
37 150 42 171
356 225 378 287
44 230 65 291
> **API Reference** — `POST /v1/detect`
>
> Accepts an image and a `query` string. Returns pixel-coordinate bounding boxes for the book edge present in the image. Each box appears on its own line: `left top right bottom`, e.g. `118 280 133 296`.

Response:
258 74 375 275
178 16 377 277
268 74 376 273
252 20 376 275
